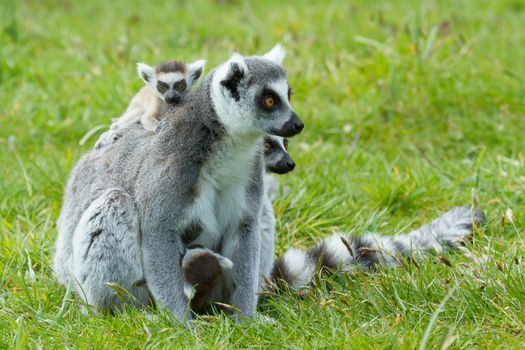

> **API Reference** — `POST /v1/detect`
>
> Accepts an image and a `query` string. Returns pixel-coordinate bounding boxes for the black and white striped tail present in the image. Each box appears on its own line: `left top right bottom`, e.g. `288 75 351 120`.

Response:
270 206 486 289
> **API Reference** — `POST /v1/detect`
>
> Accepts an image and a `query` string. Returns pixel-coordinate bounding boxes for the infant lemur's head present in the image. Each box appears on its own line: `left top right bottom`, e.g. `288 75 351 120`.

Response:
137 59 206 104
264 135 295 174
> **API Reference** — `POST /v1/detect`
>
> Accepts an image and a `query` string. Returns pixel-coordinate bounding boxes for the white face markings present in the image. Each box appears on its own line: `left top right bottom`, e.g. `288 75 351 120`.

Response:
267 79 291 109
266 135 286 154
156 71 185 86
137 60 206 102
264 79 294 131
211 54 260 136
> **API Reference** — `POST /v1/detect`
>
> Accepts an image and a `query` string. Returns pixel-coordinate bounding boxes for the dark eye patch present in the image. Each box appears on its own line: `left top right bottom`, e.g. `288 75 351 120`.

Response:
263 142 272 154
157 81 169 93
174 80 187 92
283 138 289 150
263 137 275 154
261 89 280 110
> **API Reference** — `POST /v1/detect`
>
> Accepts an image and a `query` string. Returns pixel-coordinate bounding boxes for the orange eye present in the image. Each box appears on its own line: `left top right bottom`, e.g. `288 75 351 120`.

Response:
264 142 271 152
283 139 288 150
264 96 275 109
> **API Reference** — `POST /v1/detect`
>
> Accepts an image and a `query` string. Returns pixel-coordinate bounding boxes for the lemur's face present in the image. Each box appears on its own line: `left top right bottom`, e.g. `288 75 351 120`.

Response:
137 59 206 105
212 45 304 138
264 135 295 174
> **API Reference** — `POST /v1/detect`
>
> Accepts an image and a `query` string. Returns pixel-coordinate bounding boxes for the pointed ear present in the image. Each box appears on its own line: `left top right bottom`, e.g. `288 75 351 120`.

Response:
220 53 248 101
136 63 155 84
187 59 206 83
263 44 285 65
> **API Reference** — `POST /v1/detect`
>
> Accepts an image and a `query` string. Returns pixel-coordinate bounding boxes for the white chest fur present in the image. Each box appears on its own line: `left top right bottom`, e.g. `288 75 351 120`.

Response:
186 138 259 249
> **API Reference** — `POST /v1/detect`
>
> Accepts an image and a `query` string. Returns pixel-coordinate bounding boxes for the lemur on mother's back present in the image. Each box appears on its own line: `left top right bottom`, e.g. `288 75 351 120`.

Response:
95 58 206 149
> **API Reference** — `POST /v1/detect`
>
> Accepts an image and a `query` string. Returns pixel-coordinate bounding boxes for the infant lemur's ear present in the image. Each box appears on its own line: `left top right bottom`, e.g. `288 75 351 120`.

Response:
187 59 206 84
136 63 155 83
220 53 249 101
262 44 286 66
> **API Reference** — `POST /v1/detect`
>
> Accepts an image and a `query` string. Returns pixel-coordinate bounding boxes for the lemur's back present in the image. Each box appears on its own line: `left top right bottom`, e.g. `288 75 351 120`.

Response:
55 78 219 284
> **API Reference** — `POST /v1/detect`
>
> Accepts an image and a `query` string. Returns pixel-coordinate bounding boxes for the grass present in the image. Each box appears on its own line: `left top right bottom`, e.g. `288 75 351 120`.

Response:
1 0 525 348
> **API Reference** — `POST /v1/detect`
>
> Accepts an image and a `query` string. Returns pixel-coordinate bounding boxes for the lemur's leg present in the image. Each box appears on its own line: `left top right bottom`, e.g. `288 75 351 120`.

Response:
222 217 261 318
140 100 160 132
94 129 125 149
71 188 151 312
259 198 276 291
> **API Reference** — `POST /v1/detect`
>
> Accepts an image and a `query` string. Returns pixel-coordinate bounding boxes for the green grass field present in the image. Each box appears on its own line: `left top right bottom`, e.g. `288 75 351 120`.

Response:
1 0 525 348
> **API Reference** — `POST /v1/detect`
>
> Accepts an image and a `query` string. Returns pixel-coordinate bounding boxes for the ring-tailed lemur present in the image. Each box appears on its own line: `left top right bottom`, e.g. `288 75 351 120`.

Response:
54 44 303 322
181 206 486 307
271 206 486 289
94 59 205 149
182 135 295 311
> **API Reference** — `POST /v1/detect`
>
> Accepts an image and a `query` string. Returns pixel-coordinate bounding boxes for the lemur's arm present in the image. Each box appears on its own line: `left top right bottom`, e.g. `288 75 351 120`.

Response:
142 227 190 322
117 87 148 124
140 97 161 132
141 208 191 323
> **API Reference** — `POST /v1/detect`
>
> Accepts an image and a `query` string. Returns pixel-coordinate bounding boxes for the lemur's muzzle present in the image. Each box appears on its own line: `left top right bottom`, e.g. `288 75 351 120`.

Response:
165 93 181 104
268 154 296 174
274 111 304 138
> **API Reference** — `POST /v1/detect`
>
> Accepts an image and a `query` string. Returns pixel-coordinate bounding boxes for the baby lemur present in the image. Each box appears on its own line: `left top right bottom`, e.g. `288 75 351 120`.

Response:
182 134 294 311
95 58 206 148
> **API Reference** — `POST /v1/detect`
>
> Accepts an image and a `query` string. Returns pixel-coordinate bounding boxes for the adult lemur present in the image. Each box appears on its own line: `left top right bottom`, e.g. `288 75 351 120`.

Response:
183 206 486 306
182 134 294 311
54 45 302 322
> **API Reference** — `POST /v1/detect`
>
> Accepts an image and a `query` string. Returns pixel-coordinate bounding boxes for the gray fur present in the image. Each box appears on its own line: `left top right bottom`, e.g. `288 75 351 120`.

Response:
70 188 152 310
271 206 486 289
181 135 296 307
54 51 302 322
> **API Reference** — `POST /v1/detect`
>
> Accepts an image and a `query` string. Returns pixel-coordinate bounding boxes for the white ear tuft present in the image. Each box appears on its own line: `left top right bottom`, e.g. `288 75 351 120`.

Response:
263 44 286 65
216 53 249 98
136 62 155 84
187 59 206 82
229 52 248 73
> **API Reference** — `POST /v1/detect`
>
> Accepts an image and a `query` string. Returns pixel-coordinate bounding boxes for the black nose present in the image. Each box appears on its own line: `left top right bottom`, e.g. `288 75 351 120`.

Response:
287 160 295 170
166 95 181 104
294 120 304 133
274 112 304 137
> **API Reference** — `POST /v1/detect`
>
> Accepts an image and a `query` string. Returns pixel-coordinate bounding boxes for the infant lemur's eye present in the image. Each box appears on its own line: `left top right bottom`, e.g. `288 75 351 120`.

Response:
283 139 289 150
263 95 276 109
175 80 187 92
264 142 272 153
157 82 169 93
